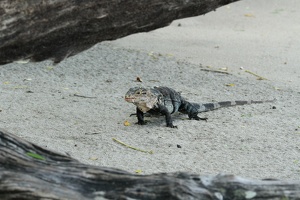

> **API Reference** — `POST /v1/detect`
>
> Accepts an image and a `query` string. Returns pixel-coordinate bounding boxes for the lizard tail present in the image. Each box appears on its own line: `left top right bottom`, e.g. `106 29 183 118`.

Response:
197 100 275 113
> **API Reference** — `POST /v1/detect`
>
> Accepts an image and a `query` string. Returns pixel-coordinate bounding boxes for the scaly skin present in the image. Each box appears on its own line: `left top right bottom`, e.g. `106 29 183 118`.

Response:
125 86 274 128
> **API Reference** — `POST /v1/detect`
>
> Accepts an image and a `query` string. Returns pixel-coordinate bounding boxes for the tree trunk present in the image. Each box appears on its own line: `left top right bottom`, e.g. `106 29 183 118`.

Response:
0 129 299 200
0 0 239 65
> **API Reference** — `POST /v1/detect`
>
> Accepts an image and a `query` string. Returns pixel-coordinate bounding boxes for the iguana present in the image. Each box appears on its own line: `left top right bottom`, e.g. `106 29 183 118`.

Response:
124 86 274 128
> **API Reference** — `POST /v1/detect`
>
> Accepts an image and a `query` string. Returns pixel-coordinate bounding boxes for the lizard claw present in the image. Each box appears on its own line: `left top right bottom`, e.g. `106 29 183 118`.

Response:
199 117 208 121
193 116 208 121
167 124 178 128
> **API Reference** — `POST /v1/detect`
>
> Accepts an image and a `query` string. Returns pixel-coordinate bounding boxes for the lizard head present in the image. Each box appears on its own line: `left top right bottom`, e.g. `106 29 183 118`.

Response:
124 87 149 103
125 87 158 112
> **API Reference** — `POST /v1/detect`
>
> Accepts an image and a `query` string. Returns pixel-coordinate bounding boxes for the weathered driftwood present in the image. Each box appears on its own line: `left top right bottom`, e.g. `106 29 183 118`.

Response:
0 0 239 65
0 129 300 200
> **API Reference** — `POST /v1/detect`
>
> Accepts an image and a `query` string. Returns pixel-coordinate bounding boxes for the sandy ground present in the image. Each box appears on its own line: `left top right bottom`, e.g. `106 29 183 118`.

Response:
1 0 299 181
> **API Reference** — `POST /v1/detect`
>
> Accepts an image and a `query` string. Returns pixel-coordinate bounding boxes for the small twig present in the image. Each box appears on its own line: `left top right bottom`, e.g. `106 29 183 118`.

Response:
73 94 97 98
112 138 153 154
200 68 231 74
85 132 101 135
245 70 268 80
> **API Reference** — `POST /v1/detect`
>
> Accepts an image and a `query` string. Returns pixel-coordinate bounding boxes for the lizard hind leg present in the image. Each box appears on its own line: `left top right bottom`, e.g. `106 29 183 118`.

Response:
183 102 208 121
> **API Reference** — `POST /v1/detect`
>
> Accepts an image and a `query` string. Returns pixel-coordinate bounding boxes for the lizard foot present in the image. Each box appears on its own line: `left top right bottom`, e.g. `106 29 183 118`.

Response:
137 121 147 125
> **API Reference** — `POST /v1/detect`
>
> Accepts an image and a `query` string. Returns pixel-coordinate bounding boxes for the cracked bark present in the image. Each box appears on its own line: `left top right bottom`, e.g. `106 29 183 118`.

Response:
0 0 239 65
0 129 299 200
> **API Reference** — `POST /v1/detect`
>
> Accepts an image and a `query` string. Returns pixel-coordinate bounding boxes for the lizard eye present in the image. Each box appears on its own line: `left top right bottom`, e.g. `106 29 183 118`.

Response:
136 90 146 95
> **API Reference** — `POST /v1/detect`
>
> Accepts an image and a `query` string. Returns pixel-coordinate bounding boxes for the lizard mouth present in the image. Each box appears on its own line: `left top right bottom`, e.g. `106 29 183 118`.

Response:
125 97 135 102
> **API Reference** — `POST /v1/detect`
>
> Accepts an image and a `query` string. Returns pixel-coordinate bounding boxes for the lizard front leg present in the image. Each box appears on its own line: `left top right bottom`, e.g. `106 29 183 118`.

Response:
136 107 146 125
158 105 177 128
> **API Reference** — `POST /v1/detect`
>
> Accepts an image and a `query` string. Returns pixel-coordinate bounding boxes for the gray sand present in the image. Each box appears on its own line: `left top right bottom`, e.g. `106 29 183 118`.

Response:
1 0 299 180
